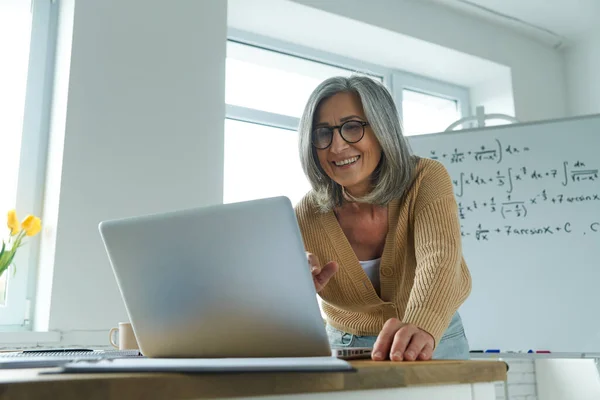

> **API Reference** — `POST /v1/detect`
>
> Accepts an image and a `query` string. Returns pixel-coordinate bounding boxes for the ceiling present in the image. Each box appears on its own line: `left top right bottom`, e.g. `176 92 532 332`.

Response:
427 0 600 48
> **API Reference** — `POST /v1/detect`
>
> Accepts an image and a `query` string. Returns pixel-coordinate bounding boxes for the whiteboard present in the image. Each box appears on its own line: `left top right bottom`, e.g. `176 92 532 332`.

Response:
408 114 600 353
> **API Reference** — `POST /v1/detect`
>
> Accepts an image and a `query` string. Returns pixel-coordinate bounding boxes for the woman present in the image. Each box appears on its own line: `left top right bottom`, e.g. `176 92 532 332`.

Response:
295 75 472 361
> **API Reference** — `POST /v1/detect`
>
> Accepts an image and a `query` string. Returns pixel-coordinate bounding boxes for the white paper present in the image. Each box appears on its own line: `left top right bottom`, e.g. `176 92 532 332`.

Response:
61 356 353 373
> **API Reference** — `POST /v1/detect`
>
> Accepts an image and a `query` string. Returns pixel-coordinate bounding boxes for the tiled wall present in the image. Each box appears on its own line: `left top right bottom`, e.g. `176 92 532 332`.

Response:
495 359 537 400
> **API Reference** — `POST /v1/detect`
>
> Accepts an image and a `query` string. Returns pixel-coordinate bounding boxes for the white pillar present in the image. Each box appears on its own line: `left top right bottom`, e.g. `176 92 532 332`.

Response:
35 0 227 336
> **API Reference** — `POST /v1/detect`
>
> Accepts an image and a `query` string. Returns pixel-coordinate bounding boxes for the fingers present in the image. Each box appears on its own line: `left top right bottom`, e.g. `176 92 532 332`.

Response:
371 318 402 361
316 261 338 286
306 252 321 273
307 252 323 292
401 331 429 361
306 253 338 292
313 261 338 292
389 325 415 361
373 319 436 362
417 341 434 361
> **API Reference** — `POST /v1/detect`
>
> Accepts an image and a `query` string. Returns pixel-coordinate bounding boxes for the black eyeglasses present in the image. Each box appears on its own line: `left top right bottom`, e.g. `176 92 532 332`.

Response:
311 120 369 150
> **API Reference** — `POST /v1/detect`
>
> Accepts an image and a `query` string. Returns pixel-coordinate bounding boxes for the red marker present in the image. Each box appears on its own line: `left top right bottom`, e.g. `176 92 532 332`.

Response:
536 350 551 353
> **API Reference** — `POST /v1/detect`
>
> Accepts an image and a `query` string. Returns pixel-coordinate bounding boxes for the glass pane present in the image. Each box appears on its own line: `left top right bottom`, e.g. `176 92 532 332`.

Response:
224 119 311 206
0 273 7 307
402 89 460 136
226 42 365 118
0 0 34 307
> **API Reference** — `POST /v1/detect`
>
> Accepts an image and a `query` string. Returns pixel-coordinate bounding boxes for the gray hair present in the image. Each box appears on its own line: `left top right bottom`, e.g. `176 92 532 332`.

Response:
298 75 416 212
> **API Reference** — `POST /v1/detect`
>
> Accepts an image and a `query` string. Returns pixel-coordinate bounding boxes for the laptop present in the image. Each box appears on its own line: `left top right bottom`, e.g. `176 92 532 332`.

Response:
98 196 372 361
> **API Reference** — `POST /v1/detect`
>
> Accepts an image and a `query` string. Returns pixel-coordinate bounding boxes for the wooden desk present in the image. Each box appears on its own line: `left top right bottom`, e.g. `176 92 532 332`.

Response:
0 360 506 400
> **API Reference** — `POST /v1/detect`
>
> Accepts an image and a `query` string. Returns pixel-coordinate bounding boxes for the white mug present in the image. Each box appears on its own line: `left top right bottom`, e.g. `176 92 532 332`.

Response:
109 322 139 350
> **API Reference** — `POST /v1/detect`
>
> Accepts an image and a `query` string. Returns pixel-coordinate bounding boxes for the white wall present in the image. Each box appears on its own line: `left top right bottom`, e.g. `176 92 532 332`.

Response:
535 359 600 400
470 74 516 124
34 0 227 338
565 28 600 116
34 0 75 332
289 0 567 123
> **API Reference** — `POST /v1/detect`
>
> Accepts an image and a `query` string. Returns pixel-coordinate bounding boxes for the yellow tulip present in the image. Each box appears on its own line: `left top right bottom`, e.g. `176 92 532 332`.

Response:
7 210 19 235
21 215 42 237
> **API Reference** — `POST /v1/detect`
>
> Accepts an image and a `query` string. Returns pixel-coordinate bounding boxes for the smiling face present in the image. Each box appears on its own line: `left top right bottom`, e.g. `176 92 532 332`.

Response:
314 91 382 197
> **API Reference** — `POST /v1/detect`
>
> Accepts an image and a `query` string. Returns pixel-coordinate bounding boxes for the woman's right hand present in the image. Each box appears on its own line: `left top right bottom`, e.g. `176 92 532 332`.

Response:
306 252 338 292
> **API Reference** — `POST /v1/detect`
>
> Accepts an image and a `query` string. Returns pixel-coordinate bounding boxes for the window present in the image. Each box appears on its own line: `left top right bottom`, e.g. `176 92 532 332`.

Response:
402 90 460 135
226 41 356 119
0 0 57 327
0 0 33 309
224 33 471 206
392 72 471 136
224 120 311 206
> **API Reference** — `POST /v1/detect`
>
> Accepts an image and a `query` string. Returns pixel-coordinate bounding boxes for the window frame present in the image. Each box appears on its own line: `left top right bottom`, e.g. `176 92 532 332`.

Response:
391 71 472 134
225 28 391 135
0 0 58 329
225 29 471 135
225 105 299 132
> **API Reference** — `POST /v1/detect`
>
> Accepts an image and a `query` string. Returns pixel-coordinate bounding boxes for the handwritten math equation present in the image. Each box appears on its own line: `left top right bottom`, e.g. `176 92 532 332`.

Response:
426 138 600 243
428 139 529 165
458 191 600 220
461 221 600 241
453 162 598 198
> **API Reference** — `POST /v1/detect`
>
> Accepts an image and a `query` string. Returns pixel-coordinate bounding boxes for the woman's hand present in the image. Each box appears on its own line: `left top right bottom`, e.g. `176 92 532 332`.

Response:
306 252 338 292
371 318 434 361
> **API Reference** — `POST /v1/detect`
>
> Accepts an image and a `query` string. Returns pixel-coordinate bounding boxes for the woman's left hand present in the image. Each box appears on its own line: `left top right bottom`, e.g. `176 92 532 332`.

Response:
371 318 434 361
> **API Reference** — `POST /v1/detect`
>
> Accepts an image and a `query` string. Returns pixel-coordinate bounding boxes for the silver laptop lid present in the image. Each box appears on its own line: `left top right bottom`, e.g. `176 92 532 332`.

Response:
99 196 331 358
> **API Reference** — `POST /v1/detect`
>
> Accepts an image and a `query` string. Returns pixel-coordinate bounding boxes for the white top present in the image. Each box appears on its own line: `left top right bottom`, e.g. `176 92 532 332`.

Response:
359 258 381 296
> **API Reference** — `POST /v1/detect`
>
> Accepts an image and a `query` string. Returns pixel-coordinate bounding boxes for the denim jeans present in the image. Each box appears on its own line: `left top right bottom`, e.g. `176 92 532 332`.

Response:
325 312 470 360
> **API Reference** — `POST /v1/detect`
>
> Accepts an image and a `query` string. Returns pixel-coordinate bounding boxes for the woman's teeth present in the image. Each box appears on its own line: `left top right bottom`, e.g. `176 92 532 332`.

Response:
334 156 359 166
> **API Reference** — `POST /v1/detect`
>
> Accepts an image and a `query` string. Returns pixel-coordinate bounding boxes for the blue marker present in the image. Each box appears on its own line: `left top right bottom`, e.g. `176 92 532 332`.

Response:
485 349 500 353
